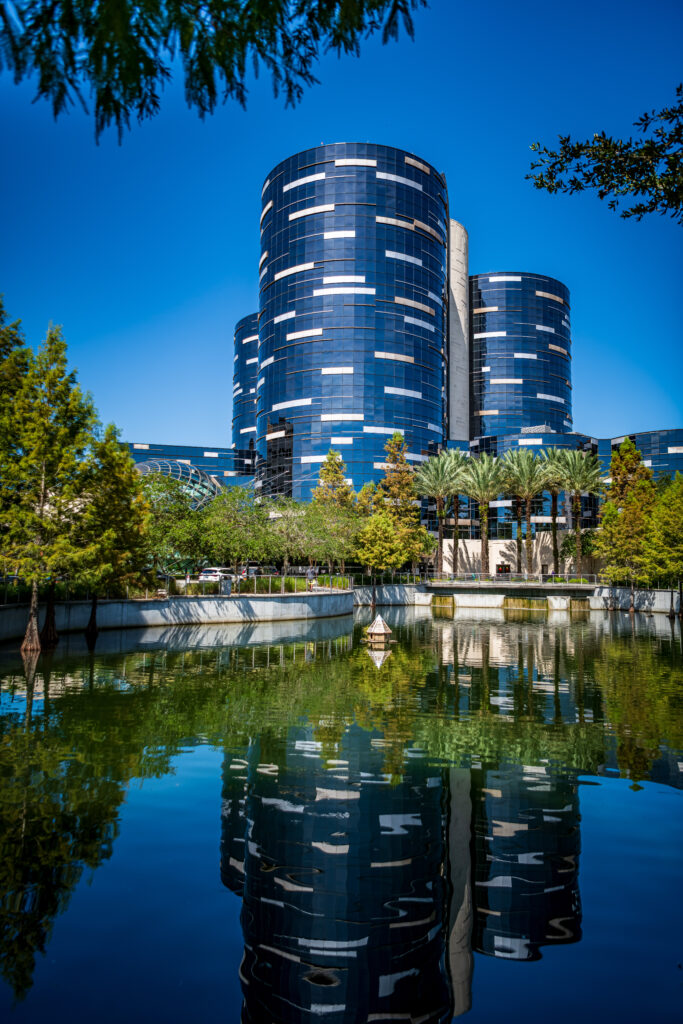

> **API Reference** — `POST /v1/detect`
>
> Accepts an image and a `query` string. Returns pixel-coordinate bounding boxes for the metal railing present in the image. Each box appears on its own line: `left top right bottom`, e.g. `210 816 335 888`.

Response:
176 574 353 597
426 572 598 586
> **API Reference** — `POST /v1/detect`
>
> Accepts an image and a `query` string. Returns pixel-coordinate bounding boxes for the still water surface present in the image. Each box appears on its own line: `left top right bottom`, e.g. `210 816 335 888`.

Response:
0 608 681 1022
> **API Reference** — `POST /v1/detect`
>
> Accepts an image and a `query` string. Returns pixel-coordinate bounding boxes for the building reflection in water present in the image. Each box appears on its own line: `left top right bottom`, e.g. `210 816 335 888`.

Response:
221 622 584 1019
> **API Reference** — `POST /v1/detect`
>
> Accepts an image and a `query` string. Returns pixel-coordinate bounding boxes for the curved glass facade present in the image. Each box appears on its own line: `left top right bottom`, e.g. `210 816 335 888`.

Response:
256 143 448 500
469 273 572 438
232 313 259 474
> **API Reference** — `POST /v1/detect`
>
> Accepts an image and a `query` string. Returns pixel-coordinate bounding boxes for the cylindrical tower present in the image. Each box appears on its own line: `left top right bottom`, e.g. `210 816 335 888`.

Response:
469 273 572 438
257 143 448 500
232 313 259 475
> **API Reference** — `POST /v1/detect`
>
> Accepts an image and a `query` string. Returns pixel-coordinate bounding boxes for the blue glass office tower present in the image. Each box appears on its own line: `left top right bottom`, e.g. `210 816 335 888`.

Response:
469 273 572 438
256 143 448 500
232 313 259 474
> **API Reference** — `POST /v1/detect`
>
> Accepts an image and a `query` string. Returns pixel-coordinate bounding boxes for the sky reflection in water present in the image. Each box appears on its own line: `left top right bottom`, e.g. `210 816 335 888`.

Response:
0 608 681 1023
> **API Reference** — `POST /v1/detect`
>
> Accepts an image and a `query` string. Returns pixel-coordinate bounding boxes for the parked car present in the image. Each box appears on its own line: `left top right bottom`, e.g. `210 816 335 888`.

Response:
197 567 234 582
239 565 280 579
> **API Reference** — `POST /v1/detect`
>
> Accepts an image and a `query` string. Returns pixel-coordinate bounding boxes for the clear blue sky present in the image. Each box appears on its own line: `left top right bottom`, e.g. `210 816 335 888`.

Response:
1 0 681 445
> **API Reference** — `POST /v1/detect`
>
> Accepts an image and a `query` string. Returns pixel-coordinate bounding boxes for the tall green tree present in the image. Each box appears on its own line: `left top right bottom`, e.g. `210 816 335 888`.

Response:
73 425 150 641
1 0 426 140
376 431 417 524
462 454 506 574
528 84 683 223
594 441 656 587
539 447 567 575
311 449 356 509
559 450 604 576
414 452 458 575
502 449 548 574
140 472 198 573
0 327 98 652
269 498 308 577
641 473 683 586
355 511 405 574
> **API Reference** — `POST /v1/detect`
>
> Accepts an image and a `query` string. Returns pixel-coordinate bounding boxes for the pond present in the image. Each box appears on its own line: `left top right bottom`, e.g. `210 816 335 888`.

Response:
0 608 681 1023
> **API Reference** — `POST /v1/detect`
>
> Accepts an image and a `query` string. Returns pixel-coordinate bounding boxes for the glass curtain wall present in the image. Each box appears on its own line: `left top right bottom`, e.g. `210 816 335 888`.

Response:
232 313 259 475
469 273 573 439
256 143 449 500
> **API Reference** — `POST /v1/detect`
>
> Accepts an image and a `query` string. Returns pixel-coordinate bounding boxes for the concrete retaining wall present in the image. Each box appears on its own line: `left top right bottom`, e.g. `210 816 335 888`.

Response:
589 587 680 614
353 585 428 607
0 591 354 644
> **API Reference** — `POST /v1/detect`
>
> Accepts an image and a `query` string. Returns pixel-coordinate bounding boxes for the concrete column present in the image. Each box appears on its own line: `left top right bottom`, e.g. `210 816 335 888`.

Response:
448 220 470 441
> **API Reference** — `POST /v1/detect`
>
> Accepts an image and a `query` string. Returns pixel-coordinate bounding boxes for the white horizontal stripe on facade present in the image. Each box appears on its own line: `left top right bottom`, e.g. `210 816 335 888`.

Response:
376 170 422 191
537 393 565 403
668 446 683 454
385 386 422 399
482 367 490 372
272 397 312 412
133 443 149 449
427 423 442 433
517 438 543 445
233 354 238 361
274 310 296 323
514 352 537 359
385 249 422 266
203 451 218 457
404 315 434 333
257 378 265 388
266 430 285 440
489 275 521 282
376 215 414 231
233 388 242 396
260 200 273 225
260 356 274 369
405 155 430 174
323 275 365 284
321 367 354 374
261 178 270 197
259 267 268 281
373 462 390 470
406 453 428 462
242 334 258 344
289 203 335 221
335 158 377 167
286 328 322 341
428 290 440 303
474 331 506 339
364 426 402 435
536 324 555 333
394 295 434 315
549 343 568 355
282 172 326 192
331 437 353 444
491 378 522 384
313 287 376 296
249 388 255 394
224 471 238 477
324 230 355 239
642 459 652 466
240 427 256 434
301 455 326 464
477 409 499 415
489 500 513 508
374 350 414 364
414 218 442 242
274 262 314 282
246 357 258 364
536 290 564 304
321 413 364 422
259 250 268 268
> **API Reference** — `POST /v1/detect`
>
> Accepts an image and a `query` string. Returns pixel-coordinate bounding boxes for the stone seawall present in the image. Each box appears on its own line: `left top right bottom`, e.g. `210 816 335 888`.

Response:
353 585 430 607
0 591 355 644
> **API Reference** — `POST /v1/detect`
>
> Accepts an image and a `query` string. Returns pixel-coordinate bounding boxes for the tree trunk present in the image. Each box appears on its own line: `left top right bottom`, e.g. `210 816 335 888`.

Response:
436 497 444 575
85 593 99 650
22 647 39 728
573 493 582 576
481 507 489 575
551 490 559 575
525 497 533 575
21 579 41 654
629 578 635 614
39 582 59 648
515 497 522 573
453 496 460 574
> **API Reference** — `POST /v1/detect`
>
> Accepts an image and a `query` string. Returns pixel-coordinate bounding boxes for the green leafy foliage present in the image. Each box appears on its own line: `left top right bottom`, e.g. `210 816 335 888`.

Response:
594 440 656 586
528 84 683 223
0 0 426 139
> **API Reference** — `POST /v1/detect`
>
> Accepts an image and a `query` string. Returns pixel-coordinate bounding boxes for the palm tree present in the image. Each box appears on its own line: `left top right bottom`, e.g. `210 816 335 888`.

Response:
415 452 459 575
443 448 469 574
559 450 604 575
462 454 506 575
502 449 549 574
539 448 566 575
